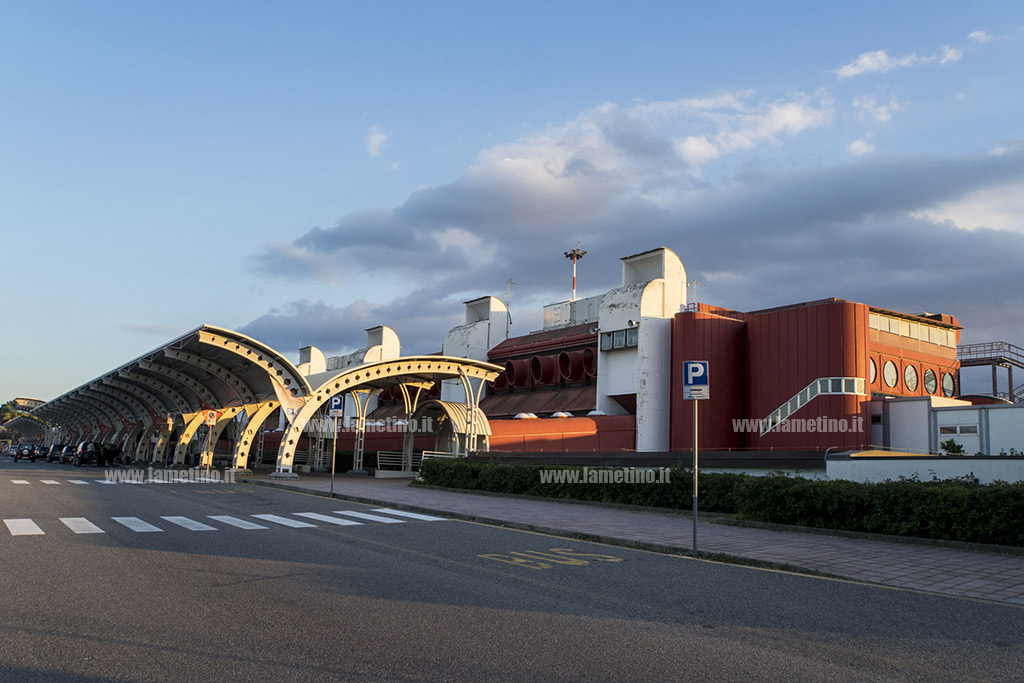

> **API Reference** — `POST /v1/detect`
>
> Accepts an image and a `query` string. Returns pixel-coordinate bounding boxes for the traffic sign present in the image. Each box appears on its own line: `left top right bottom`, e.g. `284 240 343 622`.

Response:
683 361 709 400
328 395 344 417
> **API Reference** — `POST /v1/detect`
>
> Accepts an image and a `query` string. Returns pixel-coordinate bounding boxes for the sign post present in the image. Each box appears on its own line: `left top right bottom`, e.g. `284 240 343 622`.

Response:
328 396 344 495
682 361 709 557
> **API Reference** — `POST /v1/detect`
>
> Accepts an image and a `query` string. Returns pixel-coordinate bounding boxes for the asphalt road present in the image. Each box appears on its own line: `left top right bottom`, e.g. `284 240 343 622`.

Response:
1 459 1021 682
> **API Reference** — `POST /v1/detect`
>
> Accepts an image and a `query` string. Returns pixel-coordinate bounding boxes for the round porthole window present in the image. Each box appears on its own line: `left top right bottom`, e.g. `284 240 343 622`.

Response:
942 372 955 397
904 364 918 391
923 369 937 394
883 360 898 388
869 358 877 384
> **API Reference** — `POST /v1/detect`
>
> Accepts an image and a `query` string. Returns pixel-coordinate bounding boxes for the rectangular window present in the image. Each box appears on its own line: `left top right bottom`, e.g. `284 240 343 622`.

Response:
959 425 979 434
900 320 911 337
831 378 843 393
844 378 856 393
868 313 879 329
600 332 613 351
612 329 626 349
947 330 957 347
908 322 919 339
939 426 957 434
626 327 638 348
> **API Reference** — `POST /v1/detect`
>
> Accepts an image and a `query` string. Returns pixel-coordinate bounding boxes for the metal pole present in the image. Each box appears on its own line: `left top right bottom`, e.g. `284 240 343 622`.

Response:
331 415 338 495
692 398 698 557
572 256 577 301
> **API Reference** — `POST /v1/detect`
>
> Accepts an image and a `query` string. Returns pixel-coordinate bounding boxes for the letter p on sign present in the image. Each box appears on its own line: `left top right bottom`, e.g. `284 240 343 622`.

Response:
683 361 709 400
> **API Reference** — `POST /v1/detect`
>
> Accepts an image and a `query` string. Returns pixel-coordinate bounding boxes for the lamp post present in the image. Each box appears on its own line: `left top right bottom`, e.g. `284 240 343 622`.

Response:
564 243 586 302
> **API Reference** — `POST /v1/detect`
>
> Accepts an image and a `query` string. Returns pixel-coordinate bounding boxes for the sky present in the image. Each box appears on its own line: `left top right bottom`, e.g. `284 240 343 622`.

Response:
2 1 1023 402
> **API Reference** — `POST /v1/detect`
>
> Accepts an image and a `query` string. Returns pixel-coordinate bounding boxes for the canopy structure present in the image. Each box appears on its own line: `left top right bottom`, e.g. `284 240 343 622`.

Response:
6 325 503 477
275 356 503 475
13 325 312 466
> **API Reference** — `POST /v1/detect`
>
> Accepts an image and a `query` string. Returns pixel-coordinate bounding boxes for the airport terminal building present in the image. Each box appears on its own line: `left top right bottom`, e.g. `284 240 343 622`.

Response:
6 247 1023 478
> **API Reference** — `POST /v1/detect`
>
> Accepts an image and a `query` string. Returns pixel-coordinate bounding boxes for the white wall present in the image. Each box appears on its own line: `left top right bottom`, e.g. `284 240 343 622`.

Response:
984 405 1024 455
441 297 510 403
827 456 1024 484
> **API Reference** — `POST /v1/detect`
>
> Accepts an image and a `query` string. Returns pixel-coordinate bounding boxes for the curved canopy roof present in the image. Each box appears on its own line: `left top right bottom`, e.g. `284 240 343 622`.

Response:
9 325 310 439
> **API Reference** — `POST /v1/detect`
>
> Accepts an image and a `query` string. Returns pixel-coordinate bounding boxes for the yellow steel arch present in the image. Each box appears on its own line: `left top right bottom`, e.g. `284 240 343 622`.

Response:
274 356 502 475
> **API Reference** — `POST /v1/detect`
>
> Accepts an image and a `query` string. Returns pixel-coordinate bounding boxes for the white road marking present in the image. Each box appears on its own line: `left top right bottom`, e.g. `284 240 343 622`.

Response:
60 518 105 534
68 480 90 485
372 508 447 522
161 516 217 531
112 517 163 533
208 515 268 530
95 480 118 485
4 519 45 535
333 510 405 524
294 512 362 526
11 480 29 485
41 480 60 485
251 514 316 528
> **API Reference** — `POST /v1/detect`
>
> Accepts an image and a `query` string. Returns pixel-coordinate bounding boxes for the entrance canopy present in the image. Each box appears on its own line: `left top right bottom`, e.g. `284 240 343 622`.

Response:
17 325 312 448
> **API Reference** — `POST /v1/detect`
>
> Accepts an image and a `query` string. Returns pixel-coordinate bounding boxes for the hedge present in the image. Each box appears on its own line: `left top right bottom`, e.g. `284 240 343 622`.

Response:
415 459 1024 547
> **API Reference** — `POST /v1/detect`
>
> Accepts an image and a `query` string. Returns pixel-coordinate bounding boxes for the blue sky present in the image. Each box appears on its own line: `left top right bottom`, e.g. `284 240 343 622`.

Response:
2 1 1023 401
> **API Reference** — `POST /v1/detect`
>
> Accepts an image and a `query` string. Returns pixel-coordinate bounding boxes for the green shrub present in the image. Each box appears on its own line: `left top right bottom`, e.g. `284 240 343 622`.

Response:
414 460 1024 546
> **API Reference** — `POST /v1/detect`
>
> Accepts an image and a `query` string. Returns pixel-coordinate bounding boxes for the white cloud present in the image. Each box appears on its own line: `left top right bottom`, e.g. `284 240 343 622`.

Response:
852 94 904 123
848 139 875 156
837 45 964 79
366 125 388 156
968 30 992 44
940 46 963 64
837 50 921 79
912 180 1024 232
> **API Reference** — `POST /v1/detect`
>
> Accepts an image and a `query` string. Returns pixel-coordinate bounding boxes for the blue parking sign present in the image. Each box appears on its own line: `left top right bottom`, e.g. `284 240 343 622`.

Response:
683 361 709 400
328 395 344 416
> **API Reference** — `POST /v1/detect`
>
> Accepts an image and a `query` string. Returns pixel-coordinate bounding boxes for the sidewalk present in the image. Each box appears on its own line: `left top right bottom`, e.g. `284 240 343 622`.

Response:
244 473 1024 606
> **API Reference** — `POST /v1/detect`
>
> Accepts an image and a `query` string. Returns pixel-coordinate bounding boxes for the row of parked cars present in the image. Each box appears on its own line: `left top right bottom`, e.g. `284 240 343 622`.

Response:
5 442 121 467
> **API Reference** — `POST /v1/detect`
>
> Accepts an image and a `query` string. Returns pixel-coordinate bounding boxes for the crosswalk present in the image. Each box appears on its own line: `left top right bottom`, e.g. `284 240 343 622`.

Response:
2 508 446 537
7 478 209 485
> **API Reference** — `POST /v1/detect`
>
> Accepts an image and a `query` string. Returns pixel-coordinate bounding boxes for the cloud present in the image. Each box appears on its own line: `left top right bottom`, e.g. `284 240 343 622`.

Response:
968 30 992 44
837 45 963 79
837 50 922 79
247 91 1024 355
254 92 833 281
238 293 463 356
847 139 874 156
366 125 387 156
852 94 904 122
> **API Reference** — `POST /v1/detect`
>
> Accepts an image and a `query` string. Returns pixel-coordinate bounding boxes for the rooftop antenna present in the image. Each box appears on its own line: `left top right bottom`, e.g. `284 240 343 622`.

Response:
564 242 586 302
504 279 519 310
686 279 705 310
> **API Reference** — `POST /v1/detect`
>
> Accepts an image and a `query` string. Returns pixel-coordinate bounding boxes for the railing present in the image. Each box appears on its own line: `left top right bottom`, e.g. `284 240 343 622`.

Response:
421 450 456 460
375 450 422 471
957 342 1024 368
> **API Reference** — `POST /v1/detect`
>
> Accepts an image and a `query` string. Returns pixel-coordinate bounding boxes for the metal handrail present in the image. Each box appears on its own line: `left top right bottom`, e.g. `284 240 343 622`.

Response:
957 341 1024 367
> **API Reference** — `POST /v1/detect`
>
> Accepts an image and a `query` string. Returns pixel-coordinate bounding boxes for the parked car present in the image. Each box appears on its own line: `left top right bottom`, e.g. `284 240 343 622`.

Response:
74 442 119 467
60 445 76 464
14 445 36 462
47 445 66 462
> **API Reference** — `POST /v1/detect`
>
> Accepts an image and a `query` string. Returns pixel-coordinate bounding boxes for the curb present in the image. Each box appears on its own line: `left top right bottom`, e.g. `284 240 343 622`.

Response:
242 476 1024 558
240 478 832 577
407 482 1024 556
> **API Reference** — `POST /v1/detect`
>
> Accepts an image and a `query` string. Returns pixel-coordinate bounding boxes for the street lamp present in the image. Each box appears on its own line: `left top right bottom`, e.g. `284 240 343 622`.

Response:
564 242 586 301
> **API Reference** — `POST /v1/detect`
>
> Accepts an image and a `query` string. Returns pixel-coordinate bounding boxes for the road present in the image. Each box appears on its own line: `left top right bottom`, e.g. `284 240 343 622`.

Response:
1 459 1021 682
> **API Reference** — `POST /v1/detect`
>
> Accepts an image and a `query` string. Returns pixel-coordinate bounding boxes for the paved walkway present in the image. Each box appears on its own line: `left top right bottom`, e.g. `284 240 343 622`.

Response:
245 473 1024 606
